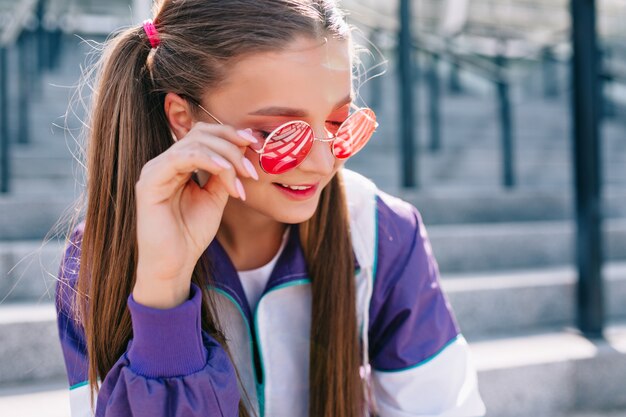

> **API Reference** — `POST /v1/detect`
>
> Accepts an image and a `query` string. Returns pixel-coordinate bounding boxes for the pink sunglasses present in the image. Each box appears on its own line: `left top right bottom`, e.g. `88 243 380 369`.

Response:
195 103 378 175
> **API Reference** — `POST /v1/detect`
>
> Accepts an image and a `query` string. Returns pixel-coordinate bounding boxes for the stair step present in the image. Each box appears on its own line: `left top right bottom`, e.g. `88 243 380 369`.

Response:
0 178 79 197
0 194 78 240
428 218 626 273
0 302 65 385
10 156 77 179
0 379 69 417
398 188 626 224
345 153 626 194
0 240 64 303
11 146 80 160
474 323 626 417
444 263 626 338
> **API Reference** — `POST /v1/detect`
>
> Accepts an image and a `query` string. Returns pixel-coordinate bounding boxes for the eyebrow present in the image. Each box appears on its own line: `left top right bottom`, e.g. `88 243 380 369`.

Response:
248 94 353 117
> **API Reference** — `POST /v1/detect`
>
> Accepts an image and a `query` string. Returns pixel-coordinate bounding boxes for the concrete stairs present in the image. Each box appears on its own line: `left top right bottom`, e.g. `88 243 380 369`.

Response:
474 324 626 417
1 26 625 417
2 196 625 416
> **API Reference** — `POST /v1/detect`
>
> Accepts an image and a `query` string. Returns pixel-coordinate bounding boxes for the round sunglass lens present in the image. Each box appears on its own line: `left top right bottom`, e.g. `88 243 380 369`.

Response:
333 109 377 159
260 121 314 174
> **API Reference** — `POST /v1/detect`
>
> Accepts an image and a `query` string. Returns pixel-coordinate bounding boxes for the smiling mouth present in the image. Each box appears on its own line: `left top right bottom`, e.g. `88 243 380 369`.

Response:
272 182 320 198
274 183 316 191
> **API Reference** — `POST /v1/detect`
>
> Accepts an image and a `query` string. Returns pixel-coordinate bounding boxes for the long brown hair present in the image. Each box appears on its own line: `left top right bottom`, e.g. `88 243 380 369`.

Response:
61 0 365 415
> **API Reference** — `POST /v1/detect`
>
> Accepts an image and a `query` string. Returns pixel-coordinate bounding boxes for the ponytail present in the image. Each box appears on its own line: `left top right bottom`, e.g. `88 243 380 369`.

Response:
73 23 252 414
75 24 171 407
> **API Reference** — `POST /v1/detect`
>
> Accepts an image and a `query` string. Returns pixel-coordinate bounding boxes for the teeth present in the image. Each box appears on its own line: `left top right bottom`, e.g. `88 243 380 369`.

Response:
280 184 312 191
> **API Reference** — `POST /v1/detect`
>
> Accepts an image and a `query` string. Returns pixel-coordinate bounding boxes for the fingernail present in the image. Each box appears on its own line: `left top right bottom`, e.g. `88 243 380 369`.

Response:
235 178 246 201
242 157 259 180
237 129 258 144
211 155 231 169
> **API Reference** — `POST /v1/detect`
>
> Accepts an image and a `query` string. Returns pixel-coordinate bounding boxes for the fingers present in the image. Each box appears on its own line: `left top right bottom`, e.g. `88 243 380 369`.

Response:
190 134 259 181
187 123 260 181
194 122 260 149
137 122 261 203
138 146 245 201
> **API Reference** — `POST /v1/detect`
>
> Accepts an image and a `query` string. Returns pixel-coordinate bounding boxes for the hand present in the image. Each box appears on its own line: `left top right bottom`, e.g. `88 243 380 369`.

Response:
133 122 259 309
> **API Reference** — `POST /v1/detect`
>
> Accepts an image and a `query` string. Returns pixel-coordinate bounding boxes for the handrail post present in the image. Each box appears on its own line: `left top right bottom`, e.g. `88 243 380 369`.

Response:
428 53 442 152
446 39 462 93
17 31 32 145
495 44 515 188
542 46 559 98
36 0 48 71
399 0 417 188
570 0 604 338
0 47 10 193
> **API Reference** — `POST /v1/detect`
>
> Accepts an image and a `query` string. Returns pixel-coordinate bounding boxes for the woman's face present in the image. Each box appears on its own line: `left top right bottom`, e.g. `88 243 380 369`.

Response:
200 36 353 224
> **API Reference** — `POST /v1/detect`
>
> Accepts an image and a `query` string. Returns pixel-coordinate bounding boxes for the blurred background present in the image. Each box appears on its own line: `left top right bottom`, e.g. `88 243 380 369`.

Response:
0 0 625 416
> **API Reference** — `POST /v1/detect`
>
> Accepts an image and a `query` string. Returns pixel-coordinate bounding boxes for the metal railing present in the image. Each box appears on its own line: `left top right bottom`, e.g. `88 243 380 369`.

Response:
346 0 574 189
0 0 42 194
347 0 612 338
0 0 125 194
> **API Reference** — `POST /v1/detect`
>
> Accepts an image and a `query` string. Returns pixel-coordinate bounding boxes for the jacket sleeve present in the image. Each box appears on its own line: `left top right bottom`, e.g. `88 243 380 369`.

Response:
368 194 486 417
55 224 240 417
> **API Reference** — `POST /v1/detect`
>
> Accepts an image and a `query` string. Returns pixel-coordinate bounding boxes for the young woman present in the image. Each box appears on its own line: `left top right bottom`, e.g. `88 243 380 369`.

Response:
55 0 486 416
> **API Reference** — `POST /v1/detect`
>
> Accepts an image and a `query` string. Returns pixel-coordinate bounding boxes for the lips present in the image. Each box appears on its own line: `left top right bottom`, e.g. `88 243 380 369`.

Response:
272 182 319 200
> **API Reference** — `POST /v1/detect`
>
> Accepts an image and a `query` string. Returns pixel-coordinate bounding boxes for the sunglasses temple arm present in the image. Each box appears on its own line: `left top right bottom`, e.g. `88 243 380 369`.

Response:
194 102 225 125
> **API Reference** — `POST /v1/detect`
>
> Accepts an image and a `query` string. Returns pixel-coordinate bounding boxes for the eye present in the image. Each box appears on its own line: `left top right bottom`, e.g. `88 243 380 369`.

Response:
326 119 345 134
252 130 271 140
327 106 350 131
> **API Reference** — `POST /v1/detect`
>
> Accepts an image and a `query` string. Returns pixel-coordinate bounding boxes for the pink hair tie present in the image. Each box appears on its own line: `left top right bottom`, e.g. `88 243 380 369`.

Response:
143 19 160 49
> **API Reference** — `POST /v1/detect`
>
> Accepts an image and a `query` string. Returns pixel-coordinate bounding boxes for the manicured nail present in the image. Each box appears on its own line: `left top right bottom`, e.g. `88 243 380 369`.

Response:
211 155 231 169
242 157 259 180
237 129 258 144
235 178 246 201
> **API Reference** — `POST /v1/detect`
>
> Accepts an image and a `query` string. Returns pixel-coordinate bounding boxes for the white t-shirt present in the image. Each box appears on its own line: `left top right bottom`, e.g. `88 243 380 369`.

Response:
237 226 290 312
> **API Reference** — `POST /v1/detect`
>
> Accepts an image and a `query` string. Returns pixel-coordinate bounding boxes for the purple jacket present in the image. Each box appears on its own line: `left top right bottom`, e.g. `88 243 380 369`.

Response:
55 169 485 416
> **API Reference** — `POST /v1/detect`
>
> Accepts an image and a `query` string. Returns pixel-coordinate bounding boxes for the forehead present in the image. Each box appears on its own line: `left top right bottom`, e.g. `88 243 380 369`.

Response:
208 37 352 116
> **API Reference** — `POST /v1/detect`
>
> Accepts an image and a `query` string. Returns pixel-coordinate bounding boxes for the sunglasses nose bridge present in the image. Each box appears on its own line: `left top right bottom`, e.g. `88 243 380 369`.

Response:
298 132 336 175
308 122 335 142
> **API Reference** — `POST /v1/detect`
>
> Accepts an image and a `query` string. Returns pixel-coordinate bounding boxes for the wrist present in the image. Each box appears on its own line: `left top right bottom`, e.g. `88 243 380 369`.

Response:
132 276 193 310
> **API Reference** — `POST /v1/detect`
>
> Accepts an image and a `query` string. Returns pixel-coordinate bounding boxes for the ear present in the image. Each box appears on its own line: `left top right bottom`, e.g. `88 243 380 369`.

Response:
164 92 194 141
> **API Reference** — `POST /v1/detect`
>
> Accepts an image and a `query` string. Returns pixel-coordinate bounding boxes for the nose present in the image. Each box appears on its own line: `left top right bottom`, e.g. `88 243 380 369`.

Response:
297 124 335 175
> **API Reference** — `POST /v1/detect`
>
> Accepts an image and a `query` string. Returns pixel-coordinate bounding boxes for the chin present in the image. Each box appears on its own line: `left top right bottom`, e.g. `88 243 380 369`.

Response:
270 201 319 224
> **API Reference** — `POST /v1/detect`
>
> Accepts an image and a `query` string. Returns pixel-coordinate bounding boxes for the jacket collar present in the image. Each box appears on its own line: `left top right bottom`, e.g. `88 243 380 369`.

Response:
203 224 361 324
